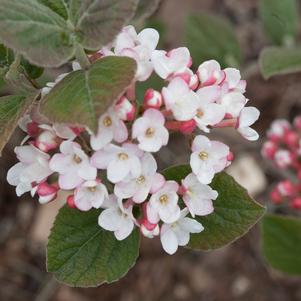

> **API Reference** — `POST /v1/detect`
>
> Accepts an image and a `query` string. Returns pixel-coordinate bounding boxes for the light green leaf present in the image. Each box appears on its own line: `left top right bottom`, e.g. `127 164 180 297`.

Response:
259 0 299 46
0 0 74 67
262 214 301 275
0 44 14 76
163 165 266 250
70 0 139 50
184 14 241 68
40 56 136 132
47 206 140 287
0 94 36 154
259 46 301 79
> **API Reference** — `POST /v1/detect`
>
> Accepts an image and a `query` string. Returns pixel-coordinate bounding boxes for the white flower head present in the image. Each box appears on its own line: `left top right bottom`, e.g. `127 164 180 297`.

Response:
160 209 204 255
190 135 230 184
197 60 225 87
132 108 169 152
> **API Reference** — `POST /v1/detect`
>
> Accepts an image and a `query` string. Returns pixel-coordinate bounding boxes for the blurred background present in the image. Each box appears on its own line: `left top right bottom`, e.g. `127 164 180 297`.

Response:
1 0 301 300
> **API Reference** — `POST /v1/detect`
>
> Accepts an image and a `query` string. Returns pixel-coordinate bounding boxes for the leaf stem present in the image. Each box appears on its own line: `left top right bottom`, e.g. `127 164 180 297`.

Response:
75 44 91 70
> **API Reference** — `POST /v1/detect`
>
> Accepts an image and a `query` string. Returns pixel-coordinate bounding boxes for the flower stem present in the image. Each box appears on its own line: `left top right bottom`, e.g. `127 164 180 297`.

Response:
74 44 91 70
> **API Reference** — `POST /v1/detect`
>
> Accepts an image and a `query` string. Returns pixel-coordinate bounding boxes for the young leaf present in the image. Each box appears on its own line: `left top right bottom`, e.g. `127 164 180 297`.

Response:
163 165 266 250
259 0 299 46
40 56 136 132
0 94 36 154
47 206 140 287
259 47 301 79
184 14 241 68
262 214 301 275
0 0 74 67
70 0 139 50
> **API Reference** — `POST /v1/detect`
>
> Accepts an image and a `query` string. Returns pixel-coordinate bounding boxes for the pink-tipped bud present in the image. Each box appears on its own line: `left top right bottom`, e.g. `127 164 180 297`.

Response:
277 180 295 197
227 151 234 162
67 195 77 209
293 116 301 130
261 141 277 159
37 182 58 204
179 119 197 134
27 121 40 137
115 96 136 121
270 188 283 204
291 197 301 210
275 150 292 168
187 56 193 68
36 130 60 152
284 130 299 147
140 218 160 238
143 89 163 109
71 126 85 136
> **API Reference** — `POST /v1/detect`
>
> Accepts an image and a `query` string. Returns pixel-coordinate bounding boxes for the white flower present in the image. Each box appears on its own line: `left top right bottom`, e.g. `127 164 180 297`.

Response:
74 180 109 211
194 86 225 132
181 173 218 217
237 107 260 141
132 108 169 152
31 181 58 204
115 96 136 121
7 145 52 196
147 180 181 224
90 108 128 151
162 77 198 121
160 209 204 255
274 150 292 168
49 141 97 190
197 60 225 87
267 119 291 139
152 47 190 79
223 68 246 93
190 135 230 184
98 194 135 240
91 143 142 184
219 91 246 118
114 153 165 203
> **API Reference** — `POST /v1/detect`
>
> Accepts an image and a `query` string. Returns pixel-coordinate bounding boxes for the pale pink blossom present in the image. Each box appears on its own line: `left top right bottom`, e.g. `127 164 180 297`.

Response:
115 96 136 121
160 209 204 255
267 119 291 140
274 150 292 168
181 173 218 217
237 107 260 141
197 60 225 87
98 194 135 240
190 135 230 184
132 109 169 152
49 141 96 190
222 68 246 93
218 91 246 118
90 108 128 151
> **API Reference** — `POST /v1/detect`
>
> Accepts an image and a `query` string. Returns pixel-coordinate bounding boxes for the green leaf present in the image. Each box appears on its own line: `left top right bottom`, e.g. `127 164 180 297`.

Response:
0 0 74 67
69 0 139 50
40 56 136 132
0 44 14 76
132 0 161 25
259 0 299 46
37 0 69 20
262 214 301 275
163 165 266 250
21 58 44 79
0 94 36 154
184 14 241 68
259 46 301 79
47 206 140 287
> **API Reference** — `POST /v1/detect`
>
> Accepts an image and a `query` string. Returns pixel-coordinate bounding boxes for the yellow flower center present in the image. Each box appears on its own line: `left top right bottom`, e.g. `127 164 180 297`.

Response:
159 194 168 205
103 116 112 127
198 151 208 160
118 152 129 160
196 109 204 118
136 175 145 184
145 127 155 138
73 154 82 164
88 186 97 192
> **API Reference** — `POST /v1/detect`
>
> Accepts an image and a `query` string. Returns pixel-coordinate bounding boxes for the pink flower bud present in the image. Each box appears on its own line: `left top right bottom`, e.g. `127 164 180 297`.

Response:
27 121 40 137
227 151 234 162
143 88 162 109
67 195 77 209
270 188 283 204
293 116 301 130
36 130 60 152
261 141 277 159
277 180 295 197
179 119 197 134
115 96 136 121
37 182 58 197
291 197 301 210
284 130 299 147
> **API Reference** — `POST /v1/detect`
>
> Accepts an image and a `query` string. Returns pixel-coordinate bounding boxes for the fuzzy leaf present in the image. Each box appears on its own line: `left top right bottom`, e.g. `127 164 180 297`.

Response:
132 0 161 25
185 14 241 68
37 0 69 20
262 214 301 275
0 94 36 154
259 47 301 79
40 56 136 132
259 0 299 45
47 206 140 287
163 165 266 250
70 0 139 50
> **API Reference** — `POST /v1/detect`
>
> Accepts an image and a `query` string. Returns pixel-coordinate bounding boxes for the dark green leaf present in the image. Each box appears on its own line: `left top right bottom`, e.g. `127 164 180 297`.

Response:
259 46 301 79
0 0 74 67
163 165 266 250
37 0 69 20
0 44 14 76
40 56 136 132
184 14 241 68
0 94 36 154
259 0 299 45
47 206 140 287
71 0 139 50
262 214 301 275
21 59 44 79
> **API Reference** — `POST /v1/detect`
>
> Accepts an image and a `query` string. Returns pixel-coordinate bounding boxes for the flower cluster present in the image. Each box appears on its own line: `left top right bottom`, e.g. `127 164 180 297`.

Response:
7 25 259 255
262 117 301 210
